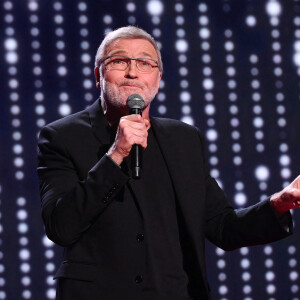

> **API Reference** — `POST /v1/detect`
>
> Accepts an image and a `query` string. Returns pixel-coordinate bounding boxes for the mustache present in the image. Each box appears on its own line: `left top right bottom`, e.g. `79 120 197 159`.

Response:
118 80 145 89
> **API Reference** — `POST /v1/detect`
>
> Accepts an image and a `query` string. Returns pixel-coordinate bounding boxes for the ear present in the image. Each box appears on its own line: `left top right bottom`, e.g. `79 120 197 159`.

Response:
94 67 101 90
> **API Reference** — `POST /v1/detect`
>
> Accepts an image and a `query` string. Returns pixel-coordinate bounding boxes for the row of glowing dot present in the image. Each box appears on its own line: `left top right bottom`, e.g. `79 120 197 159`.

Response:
4 2 21 299
295 17 300 74
226 30 255 297
77 1 95 104
174 2 192 123
145 1 167 117
198 4 222 190
224 29 249 209
249 53 270 200
53 1 72 119
5 1 30 298
268 21 292 187
29 2 56 299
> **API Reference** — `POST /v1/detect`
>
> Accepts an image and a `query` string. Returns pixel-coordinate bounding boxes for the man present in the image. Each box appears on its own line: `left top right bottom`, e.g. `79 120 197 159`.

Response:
37 26 300 300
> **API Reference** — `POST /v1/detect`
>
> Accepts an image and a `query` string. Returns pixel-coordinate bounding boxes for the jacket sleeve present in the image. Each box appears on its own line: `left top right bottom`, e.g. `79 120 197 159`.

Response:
37 125 129 247
197 130 293 251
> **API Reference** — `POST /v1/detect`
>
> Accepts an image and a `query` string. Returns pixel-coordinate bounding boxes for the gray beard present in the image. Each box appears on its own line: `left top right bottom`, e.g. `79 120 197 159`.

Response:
101 80 157 111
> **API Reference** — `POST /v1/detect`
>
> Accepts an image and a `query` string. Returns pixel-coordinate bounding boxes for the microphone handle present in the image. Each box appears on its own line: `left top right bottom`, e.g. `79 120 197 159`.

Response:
130 108 142 179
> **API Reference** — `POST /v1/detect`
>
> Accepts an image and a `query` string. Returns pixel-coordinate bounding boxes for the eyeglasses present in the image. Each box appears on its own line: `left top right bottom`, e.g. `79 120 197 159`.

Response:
100 55 160 73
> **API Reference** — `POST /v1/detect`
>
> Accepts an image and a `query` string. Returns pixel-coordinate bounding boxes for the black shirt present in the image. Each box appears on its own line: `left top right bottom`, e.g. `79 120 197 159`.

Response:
127 127 191 300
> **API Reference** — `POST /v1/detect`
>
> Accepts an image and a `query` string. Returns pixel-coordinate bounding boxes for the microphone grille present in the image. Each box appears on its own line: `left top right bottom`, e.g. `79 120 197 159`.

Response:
126 94 145 110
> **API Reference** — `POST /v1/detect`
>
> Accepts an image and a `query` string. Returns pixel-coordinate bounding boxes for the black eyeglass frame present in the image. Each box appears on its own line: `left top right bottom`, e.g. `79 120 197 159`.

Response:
99 55 161 72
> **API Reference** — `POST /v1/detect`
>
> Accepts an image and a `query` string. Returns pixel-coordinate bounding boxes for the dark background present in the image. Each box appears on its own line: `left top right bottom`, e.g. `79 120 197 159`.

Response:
1 0 300 299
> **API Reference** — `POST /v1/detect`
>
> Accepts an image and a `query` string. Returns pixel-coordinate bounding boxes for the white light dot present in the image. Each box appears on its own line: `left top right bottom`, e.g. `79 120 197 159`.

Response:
57 66 67 76
293 53 300 67
265 271 275 281
281 168 291 179
78 2 87 11
17 210 27 220
5 51 18 64
35 105 45 115
83 79 93 89
19 249 30 260
182 105 191 114
180 91 191 103
176 16 185 26
13 144 23 154
79 15 88 24
42 235 55 247
20 263 30 273
266 0 282 17
255 165 270 181
217 259 226 269
219 285 228 295
266 284 276 294
28 1 38 11
147 0 164 16
45 250 54 259
206 129 218 141
289 258 297 268
46 288 56 299
291 284 299 294
205 104 215 115
4 38 17 51
279 155 290 166
14 157 24 167
246 15 256 27
203 78 214 90
158 105 166 115
175 39 188 53
240 247 249 255
288 245 296 255
180 116 194 125
199 28 210 39
290 271 299 281
241 258 250 269
21 276 31 286
58 103 71 116
242 272 251 281
225 41 234 52
235 192 247 206
253 117 264 128
199 16 209 26
243 285 252 294
46 263 55 272
179 67 188 76
22 290 31 299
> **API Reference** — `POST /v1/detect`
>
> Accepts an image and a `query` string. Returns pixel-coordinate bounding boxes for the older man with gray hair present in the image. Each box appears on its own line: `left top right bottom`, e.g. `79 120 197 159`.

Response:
38 25 300 300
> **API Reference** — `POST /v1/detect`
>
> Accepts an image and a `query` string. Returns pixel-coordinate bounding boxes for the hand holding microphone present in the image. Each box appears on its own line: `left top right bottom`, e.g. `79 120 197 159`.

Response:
107 94 147 178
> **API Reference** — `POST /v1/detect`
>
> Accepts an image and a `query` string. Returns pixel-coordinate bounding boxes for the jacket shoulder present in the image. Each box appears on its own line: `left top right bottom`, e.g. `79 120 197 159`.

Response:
151 117 202 136
44 108 89 131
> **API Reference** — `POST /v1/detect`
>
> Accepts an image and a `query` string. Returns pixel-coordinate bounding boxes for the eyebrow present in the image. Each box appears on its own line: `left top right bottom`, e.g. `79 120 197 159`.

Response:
108 50 155 59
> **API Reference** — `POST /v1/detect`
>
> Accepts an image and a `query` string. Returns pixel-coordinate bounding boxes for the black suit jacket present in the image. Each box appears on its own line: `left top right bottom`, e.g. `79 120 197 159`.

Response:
37 99 292 300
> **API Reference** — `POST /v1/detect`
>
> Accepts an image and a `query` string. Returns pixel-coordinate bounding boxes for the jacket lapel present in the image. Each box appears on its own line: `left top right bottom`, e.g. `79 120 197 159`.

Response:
87 98 113 145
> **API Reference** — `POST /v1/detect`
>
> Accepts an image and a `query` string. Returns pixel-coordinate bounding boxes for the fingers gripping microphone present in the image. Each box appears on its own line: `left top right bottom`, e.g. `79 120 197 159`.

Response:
126 94 145 179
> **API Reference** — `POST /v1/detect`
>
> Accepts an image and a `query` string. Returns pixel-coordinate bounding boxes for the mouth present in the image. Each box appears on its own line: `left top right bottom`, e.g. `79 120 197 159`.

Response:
120 85 142 89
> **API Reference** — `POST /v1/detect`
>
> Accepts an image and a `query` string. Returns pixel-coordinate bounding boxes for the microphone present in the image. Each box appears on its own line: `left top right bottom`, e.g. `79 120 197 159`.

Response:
126 94 145 179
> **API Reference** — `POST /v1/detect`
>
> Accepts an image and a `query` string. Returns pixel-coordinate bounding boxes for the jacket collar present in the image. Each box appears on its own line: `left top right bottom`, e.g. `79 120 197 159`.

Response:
87 98 115 145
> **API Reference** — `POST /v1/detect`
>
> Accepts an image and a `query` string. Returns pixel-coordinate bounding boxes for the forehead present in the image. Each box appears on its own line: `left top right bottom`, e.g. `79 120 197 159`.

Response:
105 38 158 59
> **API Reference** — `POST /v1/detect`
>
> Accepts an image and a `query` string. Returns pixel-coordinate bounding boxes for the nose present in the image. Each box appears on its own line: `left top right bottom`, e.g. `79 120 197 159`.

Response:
125 59 138 78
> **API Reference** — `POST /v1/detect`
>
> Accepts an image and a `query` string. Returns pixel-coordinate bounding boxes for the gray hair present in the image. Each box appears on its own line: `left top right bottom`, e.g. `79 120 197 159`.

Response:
94 26 163 72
